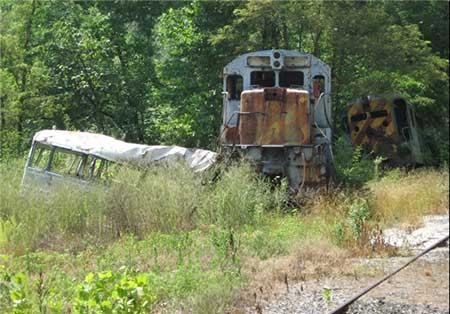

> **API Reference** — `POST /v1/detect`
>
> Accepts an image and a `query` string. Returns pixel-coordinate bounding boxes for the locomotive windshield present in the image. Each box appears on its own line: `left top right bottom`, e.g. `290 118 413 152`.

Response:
280 71 304 87
250 71 275 87
250 70 304 88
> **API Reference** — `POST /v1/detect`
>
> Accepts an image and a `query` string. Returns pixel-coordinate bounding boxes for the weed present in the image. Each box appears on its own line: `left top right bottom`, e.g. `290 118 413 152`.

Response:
331 221 345 247
74 268 157 313
323 287 332 304
333 137 376 186
347 198 371 241
0 269 31 313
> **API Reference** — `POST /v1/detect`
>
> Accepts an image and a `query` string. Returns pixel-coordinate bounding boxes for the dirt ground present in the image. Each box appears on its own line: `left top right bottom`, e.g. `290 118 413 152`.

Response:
238 215 449 314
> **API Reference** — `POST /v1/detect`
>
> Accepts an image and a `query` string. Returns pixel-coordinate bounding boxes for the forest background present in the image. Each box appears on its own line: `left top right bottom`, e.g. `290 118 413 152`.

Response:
1 0 448 164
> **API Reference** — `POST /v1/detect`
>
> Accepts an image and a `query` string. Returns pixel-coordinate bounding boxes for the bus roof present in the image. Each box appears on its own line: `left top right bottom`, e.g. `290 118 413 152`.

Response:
33 130 217 172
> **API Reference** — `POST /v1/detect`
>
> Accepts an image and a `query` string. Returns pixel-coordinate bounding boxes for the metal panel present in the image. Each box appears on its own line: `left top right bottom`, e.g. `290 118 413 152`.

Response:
284 90 310 145
284 56 310 67
239 90 264 145
247 56 271 67
346 96 423 165
239 88 310 146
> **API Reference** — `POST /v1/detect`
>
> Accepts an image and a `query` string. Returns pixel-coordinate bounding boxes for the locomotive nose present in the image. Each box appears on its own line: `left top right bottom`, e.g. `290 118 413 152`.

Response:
264 87 285 101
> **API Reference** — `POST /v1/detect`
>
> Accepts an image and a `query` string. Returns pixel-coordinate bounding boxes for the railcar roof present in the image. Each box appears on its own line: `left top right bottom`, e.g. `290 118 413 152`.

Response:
33 130 217 172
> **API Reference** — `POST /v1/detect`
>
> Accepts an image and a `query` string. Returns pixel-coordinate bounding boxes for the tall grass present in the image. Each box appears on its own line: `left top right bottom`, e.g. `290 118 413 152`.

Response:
103 164 202 236
368 168 449 226
0 160 287 252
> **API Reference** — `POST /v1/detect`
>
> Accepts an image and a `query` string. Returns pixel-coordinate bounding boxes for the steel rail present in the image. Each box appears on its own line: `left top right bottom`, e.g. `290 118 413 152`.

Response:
328 234 450 314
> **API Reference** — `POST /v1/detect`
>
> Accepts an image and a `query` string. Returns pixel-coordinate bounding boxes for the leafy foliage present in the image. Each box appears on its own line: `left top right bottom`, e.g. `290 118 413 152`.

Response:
74 269 156 313
0 0 447 164
333 137 376 186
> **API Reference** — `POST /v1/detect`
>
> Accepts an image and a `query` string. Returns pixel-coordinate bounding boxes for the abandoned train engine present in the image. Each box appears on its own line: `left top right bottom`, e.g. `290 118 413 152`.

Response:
220 50 334 189
346 95 424 166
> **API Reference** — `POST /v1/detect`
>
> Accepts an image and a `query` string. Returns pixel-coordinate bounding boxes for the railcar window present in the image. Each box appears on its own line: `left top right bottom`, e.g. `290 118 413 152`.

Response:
280 71 304 88
226 75 243 100
250 71 275 87
30 144 52 169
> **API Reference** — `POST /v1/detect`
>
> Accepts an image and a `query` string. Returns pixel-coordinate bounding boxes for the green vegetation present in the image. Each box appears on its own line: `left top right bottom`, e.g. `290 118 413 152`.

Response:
1 159 448 313
1 0 448 164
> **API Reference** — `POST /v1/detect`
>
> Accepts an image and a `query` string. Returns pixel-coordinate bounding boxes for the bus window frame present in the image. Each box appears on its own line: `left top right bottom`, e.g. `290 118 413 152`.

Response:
27 142 111 181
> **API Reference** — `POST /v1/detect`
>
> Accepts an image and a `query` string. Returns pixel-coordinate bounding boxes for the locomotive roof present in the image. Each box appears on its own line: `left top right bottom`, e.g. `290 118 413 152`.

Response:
223 49 330 73
32 130 217 172
347 95 413 108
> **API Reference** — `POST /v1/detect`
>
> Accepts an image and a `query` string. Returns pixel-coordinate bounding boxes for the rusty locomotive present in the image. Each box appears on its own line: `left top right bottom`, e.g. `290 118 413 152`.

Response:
219 50 334 189
345 95 424 166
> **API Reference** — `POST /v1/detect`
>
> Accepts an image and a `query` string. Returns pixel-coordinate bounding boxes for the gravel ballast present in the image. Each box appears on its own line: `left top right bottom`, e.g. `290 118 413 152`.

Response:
254 288 449 314
349 299 449 314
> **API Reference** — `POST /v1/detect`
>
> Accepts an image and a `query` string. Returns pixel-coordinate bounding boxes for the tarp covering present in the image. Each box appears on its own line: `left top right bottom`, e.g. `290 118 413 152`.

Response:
33 130 217 172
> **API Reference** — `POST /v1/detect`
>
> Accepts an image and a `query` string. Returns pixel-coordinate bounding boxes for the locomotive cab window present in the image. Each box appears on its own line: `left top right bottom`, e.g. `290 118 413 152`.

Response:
312 75 325 97
250 71 275 87
226 75 243 100
280 71 304 88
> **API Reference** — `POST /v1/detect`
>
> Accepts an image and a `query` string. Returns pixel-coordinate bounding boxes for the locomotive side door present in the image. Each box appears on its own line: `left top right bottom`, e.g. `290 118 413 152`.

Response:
406 104 424 165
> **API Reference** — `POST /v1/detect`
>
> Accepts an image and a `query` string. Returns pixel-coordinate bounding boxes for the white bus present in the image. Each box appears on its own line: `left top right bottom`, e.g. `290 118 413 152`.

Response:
22 130 217 191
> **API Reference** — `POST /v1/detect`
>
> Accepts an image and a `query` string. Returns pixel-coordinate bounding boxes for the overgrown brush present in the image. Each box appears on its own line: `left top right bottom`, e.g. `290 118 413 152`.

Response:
368 168 449 226
198 163 288 229
333 137 377 186
103 164 202 236
0 160 288 252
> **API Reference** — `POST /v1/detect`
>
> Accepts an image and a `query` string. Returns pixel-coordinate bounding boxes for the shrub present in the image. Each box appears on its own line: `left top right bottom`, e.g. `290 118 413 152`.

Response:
347 198 371 241
0 268 31 313
333 137 376 186
74 268 157 313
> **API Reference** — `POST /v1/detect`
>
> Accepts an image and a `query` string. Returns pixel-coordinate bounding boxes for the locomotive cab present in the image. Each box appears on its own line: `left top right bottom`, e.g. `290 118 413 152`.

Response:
346 95 424 166
220 50 333 189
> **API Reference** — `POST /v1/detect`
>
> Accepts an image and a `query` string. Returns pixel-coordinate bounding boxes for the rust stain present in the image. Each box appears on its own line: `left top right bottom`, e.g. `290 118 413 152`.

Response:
224 126 239 143
239 88 310 146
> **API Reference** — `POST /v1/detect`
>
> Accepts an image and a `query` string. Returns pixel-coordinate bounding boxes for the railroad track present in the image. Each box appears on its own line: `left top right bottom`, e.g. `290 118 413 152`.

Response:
329 234 450 314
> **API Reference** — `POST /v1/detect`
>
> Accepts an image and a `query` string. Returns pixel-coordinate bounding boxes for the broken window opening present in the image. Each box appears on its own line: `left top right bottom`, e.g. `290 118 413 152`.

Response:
30 144 52 170
280 71 304 88
312 75 325 98
370 110 388 118
50 148 85 177
393 98 410 141
78 155 96 179
226 75 243 100
250 71 275 87
351 113 367 122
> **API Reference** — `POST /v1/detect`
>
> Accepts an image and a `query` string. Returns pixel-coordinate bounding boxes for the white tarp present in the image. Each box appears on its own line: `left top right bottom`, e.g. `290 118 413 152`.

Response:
33 130 217 172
